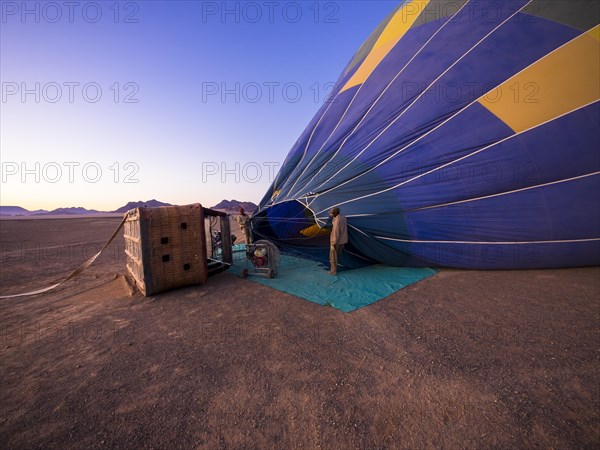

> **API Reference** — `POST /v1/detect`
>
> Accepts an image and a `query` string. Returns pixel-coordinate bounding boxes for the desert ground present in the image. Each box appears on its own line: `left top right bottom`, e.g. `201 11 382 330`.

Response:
0 216 598 449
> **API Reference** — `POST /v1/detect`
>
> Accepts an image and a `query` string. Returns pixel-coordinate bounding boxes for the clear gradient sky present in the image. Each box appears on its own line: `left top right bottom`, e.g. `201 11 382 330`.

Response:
1 0 398 211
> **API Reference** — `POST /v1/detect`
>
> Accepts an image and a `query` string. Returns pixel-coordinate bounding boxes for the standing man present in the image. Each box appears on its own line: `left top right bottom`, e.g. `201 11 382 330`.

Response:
236 207 253 244
329 207 347 275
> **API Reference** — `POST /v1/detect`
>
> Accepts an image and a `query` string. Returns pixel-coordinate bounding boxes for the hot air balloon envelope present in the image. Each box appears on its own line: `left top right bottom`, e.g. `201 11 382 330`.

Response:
254 0 600 269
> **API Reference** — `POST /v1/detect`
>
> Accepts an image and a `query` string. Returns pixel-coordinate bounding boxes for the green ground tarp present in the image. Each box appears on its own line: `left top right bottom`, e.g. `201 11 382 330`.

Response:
233 252 436 312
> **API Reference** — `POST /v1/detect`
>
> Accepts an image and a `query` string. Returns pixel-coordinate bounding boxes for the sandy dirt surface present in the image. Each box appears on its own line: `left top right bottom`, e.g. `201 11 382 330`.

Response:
0 217 598 449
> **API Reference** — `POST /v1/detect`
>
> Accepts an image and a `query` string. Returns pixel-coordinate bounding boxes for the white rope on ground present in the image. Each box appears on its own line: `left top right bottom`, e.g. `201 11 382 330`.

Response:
0 215 127 299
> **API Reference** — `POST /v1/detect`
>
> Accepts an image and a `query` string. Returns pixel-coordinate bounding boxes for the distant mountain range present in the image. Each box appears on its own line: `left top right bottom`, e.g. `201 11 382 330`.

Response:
0 199 172 216
0 199 257 216
210 200 257 213
0 205 101 216
0 206 32 216
112 199 172 213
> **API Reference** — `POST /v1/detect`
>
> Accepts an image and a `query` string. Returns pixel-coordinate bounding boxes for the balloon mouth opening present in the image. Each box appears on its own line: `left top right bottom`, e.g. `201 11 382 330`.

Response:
251 200 330 247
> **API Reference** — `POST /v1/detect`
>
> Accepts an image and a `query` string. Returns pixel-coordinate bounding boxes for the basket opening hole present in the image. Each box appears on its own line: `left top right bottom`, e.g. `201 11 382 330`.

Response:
161 237 169 245
183 263 191 271
181 222 188 230
162 254 170 263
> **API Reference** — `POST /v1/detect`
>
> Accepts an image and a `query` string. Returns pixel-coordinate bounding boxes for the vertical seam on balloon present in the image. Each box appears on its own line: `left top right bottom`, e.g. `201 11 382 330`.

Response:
374 237 600 244
275 98 338 196
341 99 599 209
312 99 599 214
282 1 433 199
280 86 365 199
311 22 597 213
308 0 535 205
284 1 469 201
348 223 371 237
320 168 599 217
407 171 600 210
